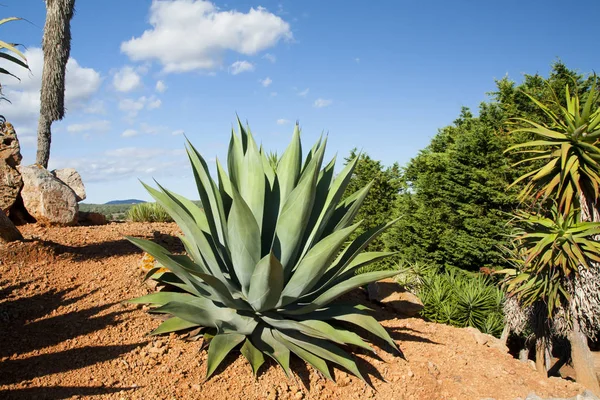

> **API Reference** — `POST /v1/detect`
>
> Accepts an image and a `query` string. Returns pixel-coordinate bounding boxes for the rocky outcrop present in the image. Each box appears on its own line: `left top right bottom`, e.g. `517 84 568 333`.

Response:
18 165 78 226
463 326 509 353
0 211 22 243
52 168 86 202
0 122 23 212
367 278 424 317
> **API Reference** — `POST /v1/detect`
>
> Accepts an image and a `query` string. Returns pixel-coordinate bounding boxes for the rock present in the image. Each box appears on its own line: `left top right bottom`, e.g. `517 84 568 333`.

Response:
0 121 23 211
367 278 424 316
52 168 86 202
18 165 78 226
463 326 509 353
0 211 23 243
78 211 107 225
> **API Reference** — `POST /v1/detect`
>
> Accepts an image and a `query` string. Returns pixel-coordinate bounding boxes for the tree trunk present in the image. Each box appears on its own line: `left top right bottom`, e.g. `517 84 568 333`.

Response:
535 336 548 377
519 347 529 363
0 211 22 243
36 0 75 168
569 318 600 395
36 114 52 168
500 324 510 345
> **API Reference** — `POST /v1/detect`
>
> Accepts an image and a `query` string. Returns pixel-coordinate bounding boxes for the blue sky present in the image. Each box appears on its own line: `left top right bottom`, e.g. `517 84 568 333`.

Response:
2 0 599 203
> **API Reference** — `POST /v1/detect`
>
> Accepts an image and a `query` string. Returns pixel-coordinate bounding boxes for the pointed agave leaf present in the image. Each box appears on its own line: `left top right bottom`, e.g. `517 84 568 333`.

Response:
299 320 374 353
216 158 233 215
228 186 261 295
128 291 196 306
329 182 373 233
240 338 265 376
205 333 246 379
248 252 284 312
280 222 361 305
254 327 292 377
276 124 302 206
228 130 245 189
151 317 199 335
272 330 333 381
239 132 266 229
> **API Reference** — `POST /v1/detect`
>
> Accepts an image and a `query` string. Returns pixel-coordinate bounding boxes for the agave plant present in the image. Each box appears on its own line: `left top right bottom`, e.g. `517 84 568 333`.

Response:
506 79 600 215
127 121 401 381
502 206 600 317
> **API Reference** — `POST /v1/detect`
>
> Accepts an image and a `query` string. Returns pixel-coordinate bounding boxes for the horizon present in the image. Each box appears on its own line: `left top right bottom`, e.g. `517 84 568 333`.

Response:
2 0 599 203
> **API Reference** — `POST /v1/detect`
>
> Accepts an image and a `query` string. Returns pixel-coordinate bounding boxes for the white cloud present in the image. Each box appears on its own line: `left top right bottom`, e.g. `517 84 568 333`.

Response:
263 53 277 63
276 118 289 125
0 47 101 126
229 60 254 75
113 66 142 92
120 0 292 73
155 80 167 93
121 129 138 138
171 129 185 136
67 120 111 134
314 98 332 108
297 88 309 97
118 96 161 119
260 77 272 87
140 122 169 135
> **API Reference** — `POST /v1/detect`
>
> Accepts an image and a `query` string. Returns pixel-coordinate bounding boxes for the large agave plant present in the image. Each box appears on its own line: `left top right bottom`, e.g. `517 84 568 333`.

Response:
127 121 400 381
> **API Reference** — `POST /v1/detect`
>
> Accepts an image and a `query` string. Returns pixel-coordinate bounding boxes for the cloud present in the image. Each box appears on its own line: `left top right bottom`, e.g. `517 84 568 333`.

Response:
121 0 292 73
118 96 162 119
263 53 277 63
155 80 167 93
49 147 189 183
84 100 106 115
0 47 102 126
276 118 289 125
229 60 254 75
113 66 142 92
66 120 111 134
171 129 185 136
121 129 138 138
140 122 169 135
314 98 332 108
260 77 272 87
297 88 309 97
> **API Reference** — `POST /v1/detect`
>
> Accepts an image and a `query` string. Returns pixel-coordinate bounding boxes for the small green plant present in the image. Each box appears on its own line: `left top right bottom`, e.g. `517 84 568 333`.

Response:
128 120 401 381
127 202 173 222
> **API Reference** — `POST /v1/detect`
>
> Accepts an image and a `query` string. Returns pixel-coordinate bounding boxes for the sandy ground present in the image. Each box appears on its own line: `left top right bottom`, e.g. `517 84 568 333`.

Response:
0 222 588 399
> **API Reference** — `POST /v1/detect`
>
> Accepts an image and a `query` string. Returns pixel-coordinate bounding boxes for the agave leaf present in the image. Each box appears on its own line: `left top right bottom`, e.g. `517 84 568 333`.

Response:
206 333 246 379
240 338 265 376
128 291 196 306
254 326 292 377
216 158 233 214
228 130 245 189
151 317 199 335
239 132 266 228
328 182 373 234
272 330 333 381
300 320 374 353
228 186 261 295
277 124 302 205
248 252 284 312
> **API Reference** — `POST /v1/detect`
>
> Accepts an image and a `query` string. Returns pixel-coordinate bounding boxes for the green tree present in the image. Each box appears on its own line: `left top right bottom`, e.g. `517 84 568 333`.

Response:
343 150 401 253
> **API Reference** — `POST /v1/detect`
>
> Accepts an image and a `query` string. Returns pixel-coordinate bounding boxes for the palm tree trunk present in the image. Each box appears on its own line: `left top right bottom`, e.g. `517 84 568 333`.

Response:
535 336 549 377
36 0 76 168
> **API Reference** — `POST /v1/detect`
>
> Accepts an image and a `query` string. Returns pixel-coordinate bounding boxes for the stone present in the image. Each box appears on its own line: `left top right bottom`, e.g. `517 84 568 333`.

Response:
0 211 23 243
78 211 107 225
18 165 78 226
0 121 23 212
367 278 424 316
463 326 509 353
52 168 86 202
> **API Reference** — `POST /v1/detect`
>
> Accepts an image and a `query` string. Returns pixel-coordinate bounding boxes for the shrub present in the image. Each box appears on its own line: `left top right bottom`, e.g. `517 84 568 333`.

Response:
127 202 173 223
128 121 401 381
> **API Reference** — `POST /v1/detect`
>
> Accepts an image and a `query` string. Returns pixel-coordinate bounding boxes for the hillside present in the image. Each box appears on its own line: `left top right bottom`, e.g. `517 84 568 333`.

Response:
104 200 146 205
0 222 591 399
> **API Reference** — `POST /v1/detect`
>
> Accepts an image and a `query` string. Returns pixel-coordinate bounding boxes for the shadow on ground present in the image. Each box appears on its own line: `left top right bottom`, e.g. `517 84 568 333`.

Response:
0 385 134 399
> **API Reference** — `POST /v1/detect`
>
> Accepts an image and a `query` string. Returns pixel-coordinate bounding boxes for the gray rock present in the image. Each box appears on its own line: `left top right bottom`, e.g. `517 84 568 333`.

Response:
18 165 78 226
0 121 23 211
464 326 509 353
52 168 86 202
519 390 600 400
367 278 424 316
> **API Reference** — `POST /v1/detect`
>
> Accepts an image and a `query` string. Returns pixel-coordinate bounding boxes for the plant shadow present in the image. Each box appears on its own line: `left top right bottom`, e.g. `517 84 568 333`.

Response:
0 385 133 400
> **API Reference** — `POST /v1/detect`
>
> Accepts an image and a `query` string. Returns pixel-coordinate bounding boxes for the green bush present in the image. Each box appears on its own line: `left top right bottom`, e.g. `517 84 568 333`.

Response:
127 202 173 222
399 262 505 337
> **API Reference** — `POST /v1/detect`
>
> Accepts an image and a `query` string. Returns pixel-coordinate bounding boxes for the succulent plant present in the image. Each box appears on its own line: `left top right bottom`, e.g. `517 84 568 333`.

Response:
128 121 400 381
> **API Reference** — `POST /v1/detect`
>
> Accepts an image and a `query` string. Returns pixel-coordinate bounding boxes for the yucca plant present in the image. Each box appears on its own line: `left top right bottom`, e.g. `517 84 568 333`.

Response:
127 121 401 381
501 206 600 317
0 17 28 81
506 78 600 215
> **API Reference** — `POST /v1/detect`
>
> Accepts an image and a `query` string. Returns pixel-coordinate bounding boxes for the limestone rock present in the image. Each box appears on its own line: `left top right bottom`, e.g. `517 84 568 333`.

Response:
52 168 86 202
78 211 107 225
18 165 78 226
0 211 22 243
0 122 23 211
367 278 424 316
463 326 509 353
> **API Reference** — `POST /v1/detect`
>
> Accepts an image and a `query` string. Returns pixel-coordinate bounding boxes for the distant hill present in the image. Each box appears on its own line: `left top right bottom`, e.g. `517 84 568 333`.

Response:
104 199 146 205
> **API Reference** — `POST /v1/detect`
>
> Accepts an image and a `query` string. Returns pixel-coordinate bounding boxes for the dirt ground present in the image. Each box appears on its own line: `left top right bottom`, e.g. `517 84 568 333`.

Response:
0 222 590 399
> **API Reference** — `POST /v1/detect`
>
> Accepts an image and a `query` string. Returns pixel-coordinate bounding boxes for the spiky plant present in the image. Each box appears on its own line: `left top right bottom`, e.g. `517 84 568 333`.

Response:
127 121 401 381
